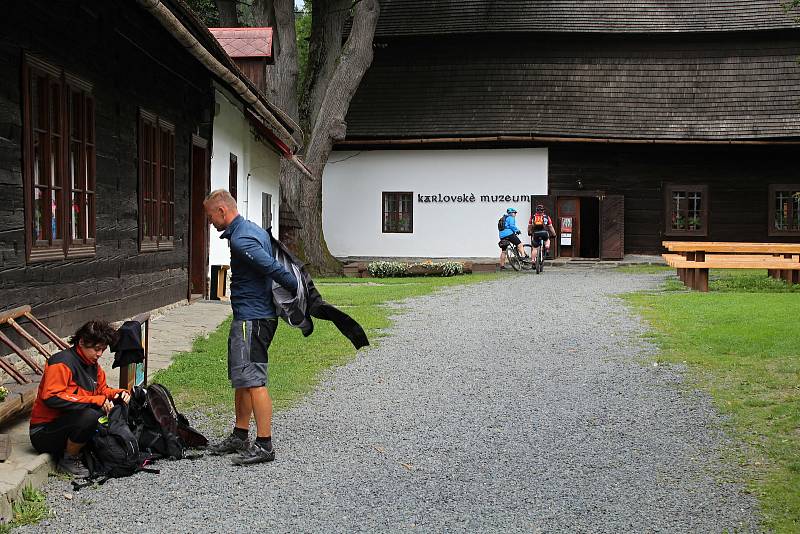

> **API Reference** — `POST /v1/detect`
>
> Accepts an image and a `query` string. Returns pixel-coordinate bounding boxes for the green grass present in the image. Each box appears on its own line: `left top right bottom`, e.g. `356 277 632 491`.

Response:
625 272 800 532
0 485 50 532
153 274 500 414
616 264 674 274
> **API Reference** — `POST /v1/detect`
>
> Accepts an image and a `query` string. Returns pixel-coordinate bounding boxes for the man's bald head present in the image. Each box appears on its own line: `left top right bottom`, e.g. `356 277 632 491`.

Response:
204 189 239 231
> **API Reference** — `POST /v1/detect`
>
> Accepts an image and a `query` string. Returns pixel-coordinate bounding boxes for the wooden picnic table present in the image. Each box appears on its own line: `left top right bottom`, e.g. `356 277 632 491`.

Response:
661 241 800 292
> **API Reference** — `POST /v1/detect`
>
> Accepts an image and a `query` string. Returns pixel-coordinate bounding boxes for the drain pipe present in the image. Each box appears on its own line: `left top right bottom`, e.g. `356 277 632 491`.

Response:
136 0 303 158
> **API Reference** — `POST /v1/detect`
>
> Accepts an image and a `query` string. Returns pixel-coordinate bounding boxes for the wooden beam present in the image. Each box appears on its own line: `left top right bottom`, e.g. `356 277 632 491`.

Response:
0 305 32 324
0 331 44 374
23 312 69 350
338 136 800 147
7 318 51 359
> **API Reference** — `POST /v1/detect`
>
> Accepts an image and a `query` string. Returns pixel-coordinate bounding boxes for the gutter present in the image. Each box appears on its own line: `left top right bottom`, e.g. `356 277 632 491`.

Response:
337 135 800 146
136 0 314 177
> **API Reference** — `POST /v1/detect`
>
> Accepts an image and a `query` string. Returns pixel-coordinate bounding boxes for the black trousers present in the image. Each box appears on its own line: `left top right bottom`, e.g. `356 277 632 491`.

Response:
29 406 103 456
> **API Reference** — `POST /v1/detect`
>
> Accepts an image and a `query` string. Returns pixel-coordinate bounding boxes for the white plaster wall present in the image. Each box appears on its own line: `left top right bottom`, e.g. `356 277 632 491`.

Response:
209 87 281 270
322 148 548 258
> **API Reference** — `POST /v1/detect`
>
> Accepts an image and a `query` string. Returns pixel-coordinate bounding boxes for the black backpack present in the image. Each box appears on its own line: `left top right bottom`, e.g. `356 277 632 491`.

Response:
129 384 207 460
497 215 507 232
75 403 157 489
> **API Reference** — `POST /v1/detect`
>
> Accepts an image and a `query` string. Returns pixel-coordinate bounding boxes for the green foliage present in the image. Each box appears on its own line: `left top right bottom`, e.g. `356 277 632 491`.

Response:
615 264 673 274
20 486 44 503
296 0 312 93
2 485 51 530
183 0 220 27
624 273 800 532
367 261 466 278
153 274 499 419
784 0 800 18
367 261 408 277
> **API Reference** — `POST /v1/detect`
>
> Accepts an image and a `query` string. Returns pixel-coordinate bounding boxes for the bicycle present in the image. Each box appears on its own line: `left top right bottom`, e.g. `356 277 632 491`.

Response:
503 240 533 271
530 230 550 274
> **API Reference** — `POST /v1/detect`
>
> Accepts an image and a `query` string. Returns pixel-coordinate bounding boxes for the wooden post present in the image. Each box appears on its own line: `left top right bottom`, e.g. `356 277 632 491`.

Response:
694 251 706 291
685 251 696 288
697 268 709 292
782 254 793 284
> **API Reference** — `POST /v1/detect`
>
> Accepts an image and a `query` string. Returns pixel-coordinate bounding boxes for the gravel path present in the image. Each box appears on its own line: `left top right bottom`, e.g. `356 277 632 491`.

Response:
26 268 759 533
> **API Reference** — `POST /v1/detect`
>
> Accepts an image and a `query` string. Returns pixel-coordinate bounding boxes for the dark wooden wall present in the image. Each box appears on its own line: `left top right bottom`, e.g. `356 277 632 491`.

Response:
0 0 214 337
548 143 800 254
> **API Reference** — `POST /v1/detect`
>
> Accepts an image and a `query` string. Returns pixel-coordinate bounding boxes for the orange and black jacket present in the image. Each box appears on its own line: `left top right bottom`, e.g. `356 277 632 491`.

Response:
30 347 125 427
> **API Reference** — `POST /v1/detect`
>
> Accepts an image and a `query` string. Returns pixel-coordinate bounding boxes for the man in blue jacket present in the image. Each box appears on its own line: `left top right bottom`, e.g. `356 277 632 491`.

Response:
203 189 298 465
498 207 527 269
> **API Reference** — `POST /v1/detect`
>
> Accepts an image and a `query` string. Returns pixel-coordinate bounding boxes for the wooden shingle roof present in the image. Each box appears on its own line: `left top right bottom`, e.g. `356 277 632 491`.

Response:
344 35 800 141
372 0 800 36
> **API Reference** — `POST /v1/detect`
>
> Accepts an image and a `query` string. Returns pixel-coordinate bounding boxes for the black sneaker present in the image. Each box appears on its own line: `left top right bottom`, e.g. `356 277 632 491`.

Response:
231 442 275 466
208 433 250 456
57 453 89 478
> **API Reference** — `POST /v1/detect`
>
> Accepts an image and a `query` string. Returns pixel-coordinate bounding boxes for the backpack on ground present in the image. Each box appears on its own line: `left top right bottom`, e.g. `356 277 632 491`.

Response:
75 402 157 489
497 215 507 232
128 384 208 460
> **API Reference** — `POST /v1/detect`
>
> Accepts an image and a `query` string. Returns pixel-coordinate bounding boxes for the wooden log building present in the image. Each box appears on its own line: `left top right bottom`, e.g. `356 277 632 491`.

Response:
0 0 300 340
323 0 800 260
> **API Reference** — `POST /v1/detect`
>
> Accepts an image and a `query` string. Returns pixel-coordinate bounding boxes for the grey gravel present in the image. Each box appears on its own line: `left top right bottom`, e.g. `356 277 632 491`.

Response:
24 268 759 533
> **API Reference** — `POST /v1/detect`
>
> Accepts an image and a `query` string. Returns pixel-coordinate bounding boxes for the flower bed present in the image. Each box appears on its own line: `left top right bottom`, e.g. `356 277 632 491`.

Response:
368 261 465 278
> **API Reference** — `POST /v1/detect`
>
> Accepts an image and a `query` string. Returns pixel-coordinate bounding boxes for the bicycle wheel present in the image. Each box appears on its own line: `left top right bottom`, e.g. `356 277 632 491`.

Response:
506 245 521 271
536 245 543 274
522 245 534 270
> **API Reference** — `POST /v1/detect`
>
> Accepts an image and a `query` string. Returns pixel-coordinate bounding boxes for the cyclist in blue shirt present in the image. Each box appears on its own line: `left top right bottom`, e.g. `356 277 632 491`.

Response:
498 207 528 269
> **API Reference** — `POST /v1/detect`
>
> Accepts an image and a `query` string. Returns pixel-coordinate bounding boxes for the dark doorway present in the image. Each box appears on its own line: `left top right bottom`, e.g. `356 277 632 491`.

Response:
189 136 209 300
579 197 600 258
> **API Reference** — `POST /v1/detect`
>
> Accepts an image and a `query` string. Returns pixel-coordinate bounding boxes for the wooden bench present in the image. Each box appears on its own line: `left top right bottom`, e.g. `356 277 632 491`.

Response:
662 242 800 292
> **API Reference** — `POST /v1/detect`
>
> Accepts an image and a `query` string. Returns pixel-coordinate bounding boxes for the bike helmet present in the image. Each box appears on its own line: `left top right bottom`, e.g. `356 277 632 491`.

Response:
535 204 545 212
506 207 518 214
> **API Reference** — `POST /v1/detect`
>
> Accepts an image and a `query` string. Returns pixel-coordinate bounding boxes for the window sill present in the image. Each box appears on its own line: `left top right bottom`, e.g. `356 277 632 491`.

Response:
768 229 800 237
28 245 96 263
664 229 708 238
139 239 175 252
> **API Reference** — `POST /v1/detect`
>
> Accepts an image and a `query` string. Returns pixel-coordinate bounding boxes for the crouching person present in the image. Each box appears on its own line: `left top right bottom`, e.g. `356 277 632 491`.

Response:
29 320 130 477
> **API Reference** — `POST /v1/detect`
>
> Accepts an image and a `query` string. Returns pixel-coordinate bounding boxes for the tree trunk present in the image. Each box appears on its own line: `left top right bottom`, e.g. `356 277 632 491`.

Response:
251 0 381 275
215 0 239 26
254 0 298 118
296 0 380 274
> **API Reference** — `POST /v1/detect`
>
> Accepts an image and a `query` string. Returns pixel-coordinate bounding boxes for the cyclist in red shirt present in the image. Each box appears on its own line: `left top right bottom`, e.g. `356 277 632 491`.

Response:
528 204 555 265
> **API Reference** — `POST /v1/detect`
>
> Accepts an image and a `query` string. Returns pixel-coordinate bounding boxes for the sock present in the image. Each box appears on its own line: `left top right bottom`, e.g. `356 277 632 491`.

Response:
256 436 272 450
233 427 249 440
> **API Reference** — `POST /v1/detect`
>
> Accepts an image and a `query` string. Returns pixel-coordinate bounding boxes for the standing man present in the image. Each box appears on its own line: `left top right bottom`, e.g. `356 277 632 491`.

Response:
203 189 298 465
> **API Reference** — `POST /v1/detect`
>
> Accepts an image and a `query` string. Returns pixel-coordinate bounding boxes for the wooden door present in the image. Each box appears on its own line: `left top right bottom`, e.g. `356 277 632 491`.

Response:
600 195 625 259
557 197 580 258
189 137 209 299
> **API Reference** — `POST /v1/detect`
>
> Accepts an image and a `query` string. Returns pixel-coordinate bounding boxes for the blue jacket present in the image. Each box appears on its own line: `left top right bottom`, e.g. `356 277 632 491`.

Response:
221 215 298 320
499 215 520 239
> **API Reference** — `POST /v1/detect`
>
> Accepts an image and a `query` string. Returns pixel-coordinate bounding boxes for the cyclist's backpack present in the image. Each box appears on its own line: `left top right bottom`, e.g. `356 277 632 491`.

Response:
75 402 158 489
497 215 507 232
129 384 207 459
533 212 546 228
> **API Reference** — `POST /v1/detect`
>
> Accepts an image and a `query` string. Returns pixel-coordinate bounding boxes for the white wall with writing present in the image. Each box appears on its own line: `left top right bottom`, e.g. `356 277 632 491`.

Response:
322 148 548 258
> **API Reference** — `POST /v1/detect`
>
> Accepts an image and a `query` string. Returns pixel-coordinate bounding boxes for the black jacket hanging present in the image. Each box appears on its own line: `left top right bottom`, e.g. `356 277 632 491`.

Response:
269 230 369 350
110 320 145 368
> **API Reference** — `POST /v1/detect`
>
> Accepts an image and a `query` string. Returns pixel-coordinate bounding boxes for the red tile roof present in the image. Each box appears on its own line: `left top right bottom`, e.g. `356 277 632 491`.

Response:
208 27 273 58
